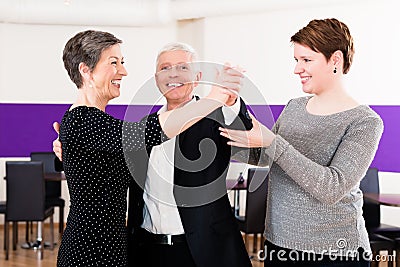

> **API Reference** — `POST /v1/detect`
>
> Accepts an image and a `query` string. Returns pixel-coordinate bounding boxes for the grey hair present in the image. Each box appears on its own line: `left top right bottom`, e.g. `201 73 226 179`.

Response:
156 42 198 66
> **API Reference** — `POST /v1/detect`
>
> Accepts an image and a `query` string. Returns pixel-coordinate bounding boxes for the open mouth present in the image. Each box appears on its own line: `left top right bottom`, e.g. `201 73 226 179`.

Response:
300 76 310 83
111 80 121 86
167 82 184 88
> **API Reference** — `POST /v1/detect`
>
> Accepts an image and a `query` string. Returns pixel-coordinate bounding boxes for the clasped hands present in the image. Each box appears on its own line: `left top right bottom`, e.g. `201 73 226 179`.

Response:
206 63 245 106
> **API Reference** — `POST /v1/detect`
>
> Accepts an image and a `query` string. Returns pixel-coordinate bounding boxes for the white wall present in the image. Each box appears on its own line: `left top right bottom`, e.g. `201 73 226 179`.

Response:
200 0 400 105
0 22 178 104
1 0 399 226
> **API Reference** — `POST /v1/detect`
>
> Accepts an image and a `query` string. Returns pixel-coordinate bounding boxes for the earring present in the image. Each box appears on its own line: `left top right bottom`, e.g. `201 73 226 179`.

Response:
333 67 337 74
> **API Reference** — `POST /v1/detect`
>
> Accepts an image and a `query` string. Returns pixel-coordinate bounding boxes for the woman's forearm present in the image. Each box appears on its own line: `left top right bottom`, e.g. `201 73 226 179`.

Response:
159 98 224 138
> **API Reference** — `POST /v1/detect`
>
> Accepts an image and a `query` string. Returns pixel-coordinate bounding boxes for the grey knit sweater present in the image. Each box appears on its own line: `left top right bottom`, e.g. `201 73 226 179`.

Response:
235 96 384 256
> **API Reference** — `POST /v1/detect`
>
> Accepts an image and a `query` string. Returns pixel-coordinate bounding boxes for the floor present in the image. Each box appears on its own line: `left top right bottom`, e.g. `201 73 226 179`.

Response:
0 224 394 267
0 223 264 266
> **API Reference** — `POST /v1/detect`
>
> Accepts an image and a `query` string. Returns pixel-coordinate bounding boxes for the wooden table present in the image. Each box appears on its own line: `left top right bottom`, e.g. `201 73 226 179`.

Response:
3 172 65 181
44 172 66 181
226 179 247 216
363 193 400 207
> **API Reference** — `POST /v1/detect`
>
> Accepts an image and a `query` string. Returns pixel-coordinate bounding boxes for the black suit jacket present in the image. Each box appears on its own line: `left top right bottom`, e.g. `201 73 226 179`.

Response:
127 99 253 267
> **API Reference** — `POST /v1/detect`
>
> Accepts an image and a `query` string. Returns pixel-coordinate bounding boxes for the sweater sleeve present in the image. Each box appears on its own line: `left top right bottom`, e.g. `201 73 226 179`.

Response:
267 115 384 205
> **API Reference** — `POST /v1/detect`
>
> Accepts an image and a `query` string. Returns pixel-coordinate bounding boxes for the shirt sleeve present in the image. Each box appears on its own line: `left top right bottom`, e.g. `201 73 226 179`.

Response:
221 97 241 125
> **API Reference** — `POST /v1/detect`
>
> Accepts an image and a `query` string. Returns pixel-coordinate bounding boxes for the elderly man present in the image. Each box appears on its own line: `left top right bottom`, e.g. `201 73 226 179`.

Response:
54 42 252 267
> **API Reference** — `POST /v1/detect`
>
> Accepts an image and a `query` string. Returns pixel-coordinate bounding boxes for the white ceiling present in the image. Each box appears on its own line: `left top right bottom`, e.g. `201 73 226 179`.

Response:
0 0 369 27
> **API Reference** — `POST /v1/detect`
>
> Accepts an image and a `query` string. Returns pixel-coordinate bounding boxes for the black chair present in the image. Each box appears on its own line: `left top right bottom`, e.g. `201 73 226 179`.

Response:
360 167 397 267
4 161 54 260
31 152 65 234
235 167 269 254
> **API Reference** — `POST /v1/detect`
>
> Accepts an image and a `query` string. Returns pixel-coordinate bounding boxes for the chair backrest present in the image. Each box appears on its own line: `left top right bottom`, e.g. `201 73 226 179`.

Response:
243 167 269 233
31 152 61 198
359 167 380 230
5 161 46 221
30 152 58 173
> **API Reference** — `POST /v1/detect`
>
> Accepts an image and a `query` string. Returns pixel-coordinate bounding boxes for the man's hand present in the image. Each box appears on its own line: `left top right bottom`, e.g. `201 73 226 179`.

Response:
222 64 245 106
53 122 63 161
208 63 244 105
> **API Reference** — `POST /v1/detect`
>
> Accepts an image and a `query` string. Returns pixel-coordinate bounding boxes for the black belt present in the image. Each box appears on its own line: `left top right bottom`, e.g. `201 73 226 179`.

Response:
138 228 186 246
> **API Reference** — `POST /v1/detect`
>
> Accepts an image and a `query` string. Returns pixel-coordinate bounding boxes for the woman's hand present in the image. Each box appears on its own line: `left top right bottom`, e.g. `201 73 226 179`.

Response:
219 113 276 147
52 122 63 161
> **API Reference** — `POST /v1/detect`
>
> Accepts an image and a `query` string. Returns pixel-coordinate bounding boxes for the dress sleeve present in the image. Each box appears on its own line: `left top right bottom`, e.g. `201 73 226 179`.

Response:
122 113 169 153
61 107 168 153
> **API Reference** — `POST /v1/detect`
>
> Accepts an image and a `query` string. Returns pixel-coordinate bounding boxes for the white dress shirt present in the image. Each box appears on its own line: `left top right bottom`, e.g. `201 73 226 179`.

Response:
141 96 241 234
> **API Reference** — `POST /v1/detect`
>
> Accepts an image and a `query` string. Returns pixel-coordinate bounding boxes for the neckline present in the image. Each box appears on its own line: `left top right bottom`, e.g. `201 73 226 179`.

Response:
68 105 104 113
303 96 364 117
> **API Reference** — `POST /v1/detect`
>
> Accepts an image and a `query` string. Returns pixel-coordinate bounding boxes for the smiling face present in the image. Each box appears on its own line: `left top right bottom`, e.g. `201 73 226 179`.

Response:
293 43 335 95
90 44 128 101
155 50 201 108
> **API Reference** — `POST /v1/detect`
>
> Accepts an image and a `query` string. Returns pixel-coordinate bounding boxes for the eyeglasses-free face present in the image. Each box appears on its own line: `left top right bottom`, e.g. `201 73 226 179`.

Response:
155 50 201 106
156 63 192 76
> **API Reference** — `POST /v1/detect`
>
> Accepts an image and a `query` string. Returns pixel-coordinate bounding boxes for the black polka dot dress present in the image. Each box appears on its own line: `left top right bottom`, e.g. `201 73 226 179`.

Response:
57 106 166 267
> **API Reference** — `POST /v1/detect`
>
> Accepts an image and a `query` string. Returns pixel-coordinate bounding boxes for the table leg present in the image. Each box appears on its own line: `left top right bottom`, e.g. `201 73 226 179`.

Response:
37 221 43 245
234 190 240 217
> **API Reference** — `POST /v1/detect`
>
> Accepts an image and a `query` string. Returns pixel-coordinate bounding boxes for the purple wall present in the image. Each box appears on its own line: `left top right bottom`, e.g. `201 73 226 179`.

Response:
0 103 398 172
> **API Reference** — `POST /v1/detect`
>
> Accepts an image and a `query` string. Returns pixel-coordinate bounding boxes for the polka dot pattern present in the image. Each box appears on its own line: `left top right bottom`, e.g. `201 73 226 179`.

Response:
57 106 165 267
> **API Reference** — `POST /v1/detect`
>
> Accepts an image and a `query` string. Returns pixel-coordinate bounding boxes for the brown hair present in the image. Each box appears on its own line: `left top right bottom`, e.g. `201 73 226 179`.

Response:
62 30 122 88
290 18 354 74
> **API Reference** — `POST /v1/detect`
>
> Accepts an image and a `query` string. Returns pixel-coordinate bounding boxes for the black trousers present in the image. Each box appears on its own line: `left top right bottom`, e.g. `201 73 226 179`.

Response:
262 240 370 267
135 229 196 267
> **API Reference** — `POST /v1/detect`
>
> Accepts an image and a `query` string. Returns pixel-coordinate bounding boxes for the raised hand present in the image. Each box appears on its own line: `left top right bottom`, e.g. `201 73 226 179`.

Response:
206 63 244 106
219 113 276 148
52 122 63 161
